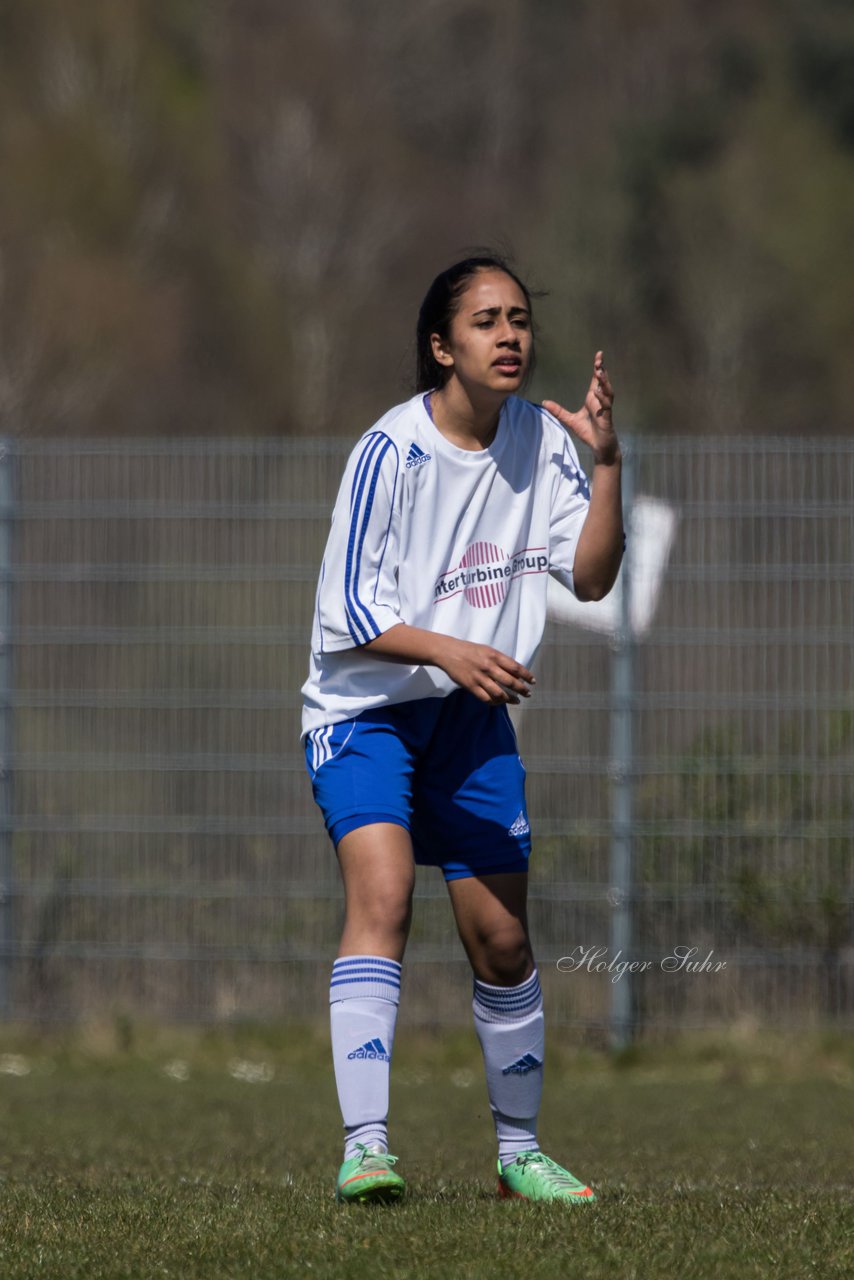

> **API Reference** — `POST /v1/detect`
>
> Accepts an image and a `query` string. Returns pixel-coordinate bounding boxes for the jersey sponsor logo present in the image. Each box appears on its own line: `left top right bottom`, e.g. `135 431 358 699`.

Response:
405 442 431 469
508 810 530 837
433 543 549 609
347 1037 391 1062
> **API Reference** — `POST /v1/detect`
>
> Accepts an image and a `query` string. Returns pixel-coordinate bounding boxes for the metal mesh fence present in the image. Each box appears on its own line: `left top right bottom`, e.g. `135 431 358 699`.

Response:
1 436 851 1034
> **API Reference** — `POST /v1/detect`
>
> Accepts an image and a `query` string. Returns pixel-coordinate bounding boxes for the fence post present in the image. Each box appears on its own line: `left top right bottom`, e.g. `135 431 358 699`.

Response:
609 439 635 1049
0 439 15 1018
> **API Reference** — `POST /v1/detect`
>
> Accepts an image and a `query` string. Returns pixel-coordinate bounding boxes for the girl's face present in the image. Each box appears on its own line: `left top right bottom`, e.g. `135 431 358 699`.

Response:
431 269 533 397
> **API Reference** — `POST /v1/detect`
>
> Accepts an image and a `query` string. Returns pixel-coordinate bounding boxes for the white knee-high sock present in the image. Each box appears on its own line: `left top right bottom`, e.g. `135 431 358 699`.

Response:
329 955 401 1160
473 969 544 1170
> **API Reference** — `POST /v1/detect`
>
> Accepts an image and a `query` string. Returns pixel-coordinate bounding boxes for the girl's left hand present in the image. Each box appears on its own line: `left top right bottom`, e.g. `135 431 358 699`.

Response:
542 352 620 465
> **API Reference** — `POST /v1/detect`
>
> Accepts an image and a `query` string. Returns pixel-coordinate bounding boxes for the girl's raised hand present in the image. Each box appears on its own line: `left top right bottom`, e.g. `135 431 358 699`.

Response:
542 352 620 465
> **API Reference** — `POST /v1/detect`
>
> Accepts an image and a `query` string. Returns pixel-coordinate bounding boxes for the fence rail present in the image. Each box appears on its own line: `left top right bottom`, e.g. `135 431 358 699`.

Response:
1 435 851 1035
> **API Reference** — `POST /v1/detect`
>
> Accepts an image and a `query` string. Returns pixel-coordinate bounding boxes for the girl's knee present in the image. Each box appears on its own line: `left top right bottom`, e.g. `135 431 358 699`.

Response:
477 930 534 986
345 885 413 937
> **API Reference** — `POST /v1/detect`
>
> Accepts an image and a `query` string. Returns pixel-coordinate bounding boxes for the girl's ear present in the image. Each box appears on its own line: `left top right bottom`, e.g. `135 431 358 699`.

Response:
430 332 454 369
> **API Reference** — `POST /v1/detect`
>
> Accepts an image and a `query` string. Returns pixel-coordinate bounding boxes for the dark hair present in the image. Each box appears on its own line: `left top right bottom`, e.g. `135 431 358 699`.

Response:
415 254 536 393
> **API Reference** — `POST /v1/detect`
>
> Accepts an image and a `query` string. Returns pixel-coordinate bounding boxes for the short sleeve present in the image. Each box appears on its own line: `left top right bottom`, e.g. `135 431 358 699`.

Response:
548 429 591 596
314 431 404 652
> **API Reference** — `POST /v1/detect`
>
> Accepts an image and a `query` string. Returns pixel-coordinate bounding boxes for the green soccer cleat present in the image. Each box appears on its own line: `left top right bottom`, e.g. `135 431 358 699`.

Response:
497 1151 596 1204
336 1143 406 1204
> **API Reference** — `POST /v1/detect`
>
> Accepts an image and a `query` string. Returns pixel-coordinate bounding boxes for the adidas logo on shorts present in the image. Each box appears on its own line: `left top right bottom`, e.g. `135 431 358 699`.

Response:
405 442 431 469
508 811 530 837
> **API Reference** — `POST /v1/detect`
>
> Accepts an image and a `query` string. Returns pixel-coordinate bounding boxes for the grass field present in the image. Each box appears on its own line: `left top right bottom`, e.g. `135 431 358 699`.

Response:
0 1024 851 1279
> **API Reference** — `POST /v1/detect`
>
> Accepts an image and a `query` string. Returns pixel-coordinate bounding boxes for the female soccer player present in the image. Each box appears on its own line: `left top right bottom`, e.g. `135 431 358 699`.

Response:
302 255 623 1204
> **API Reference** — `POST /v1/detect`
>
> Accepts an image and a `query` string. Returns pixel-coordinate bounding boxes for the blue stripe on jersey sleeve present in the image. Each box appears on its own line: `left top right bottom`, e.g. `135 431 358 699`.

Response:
316 559 327 655
348 432 381 515
353 436 396 625
344 432 395 644
345 434 384 642
372 442 399 608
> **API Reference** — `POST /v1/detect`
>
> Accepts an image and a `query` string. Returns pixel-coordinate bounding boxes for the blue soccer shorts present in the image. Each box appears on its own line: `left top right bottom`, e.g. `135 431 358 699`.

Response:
303 689 532 881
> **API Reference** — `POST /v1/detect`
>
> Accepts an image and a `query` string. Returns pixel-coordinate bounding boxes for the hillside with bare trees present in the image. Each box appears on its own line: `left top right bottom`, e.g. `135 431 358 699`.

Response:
1 0 852 436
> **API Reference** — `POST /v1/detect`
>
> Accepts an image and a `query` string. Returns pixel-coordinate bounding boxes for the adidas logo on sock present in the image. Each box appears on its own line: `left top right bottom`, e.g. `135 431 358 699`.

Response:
347 1038 391 1062
508 811 530 837
405 442 431 469
502 1052 542 1076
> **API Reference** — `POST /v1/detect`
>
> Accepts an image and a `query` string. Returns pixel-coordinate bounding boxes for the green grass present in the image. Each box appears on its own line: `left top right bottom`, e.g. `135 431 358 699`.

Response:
0 1026 851 1278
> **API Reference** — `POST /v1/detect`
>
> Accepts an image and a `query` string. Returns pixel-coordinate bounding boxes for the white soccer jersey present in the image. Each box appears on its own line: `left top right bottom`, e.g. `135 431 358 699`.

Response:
301 393 591 737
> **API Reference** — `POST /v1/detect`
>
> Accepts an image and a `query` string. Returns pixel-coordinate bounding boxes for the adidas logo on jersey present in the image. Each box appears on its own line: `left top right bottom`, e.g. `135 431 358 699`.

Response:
502 1052 542 1076
405 442 431 469
508 811 530 837
347 1038 391 1062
